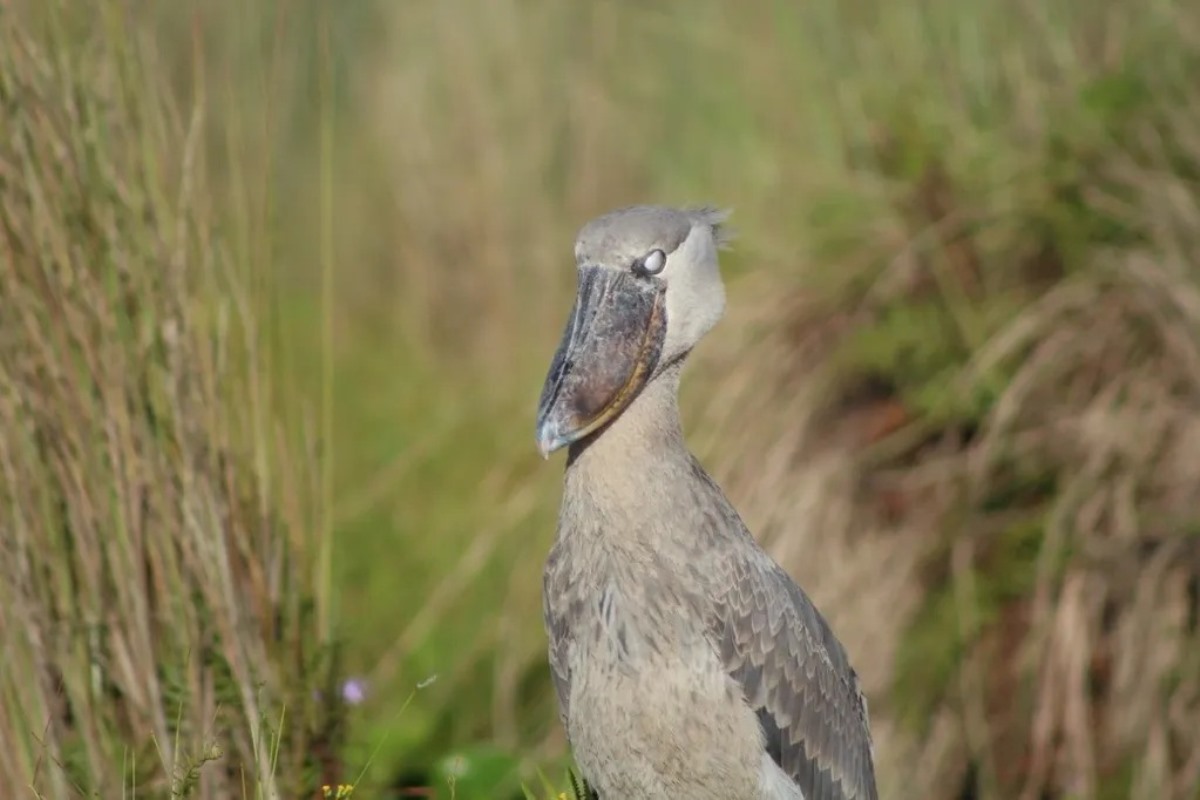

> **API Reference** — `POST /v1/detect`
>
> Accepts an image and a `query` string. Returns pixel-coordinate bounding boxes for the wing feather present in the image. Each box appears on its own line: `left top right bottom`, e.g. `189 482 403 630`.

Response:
712 552 878 800
543 546 574 733
682 453 877 800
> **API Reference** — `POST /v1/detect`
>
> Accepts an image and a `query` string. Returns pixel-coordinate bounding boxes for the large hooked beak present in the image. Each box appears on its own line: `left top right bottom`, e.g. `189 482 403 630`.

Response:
535 266 666 457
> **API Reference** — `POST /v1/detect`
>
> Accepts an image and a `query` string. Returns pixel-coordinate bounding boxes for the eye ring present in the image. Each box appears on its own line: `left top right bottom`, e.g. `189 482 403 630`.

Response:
634 248 667 277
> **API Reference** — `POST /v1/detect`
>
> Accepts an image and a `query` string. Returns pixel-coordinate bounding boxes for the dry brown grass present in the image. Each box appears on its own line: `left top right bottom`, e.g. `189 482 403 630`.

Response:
0 5 336 797
686 34 1200 800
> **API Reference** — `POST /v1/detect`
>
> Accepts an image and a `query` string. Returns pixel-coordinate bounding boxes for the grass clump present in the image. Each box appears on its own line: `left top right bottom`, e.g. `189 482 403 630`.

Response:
0 4 341 797
691 5 1200 798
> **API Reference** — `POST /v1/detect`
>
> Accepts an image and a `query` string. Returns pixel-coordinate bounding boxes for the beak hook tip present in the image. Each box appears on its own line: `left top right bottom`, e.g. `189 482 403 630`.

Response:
536 425 559 460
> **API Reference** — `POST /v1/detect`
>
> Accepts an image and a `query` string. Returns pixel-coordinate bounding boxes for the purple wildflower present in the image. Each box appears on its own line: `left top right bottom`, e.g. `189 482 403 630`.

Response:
340 677 367 705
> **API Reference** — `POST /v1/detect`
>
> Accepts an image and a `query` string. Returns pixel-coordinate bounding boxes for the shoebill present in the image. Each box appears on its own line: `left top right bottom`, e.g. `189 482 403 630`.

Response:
535 205 879 800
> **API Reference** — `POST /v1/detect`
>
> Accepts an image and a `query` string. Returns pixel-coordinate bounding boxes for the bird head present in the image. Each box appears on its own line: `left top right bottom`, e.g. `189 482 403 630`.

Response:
535 205 731 458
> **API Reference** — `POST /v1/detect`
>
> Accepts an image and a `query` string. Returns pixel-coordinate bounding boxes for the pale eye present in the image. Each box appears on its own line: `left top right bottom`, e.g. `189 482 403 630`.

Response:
637 249 666 276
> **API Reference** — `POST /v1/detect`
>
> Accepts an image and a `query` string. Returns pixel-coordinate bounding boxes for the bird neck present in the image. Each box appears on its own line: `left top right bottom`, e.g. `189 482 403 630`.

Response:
568 361 687 467
561 362 696 530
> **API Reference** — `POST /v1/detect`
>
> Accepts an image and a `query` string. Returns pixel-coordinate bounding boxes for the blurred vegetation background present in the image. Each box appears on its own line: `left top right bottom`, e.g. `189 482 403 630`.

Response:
2 0 1200 798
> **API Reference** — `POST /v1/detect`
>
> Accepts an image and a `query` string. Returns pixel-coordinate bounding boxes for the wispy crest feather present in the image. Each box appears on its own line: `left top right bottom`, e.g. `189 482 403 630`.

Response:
687 206 736 249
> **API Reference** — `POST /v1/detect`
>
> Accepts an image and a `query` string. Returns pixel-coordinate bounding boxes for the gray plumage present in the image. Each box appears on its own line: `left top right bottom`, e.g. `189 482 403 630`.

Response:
536 205 878 800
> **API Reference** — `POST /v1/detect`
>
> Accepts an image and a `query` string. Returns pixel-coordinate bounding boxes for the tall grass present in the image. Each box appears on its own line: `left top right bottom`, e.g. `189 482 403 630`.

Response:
0 3 340 797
